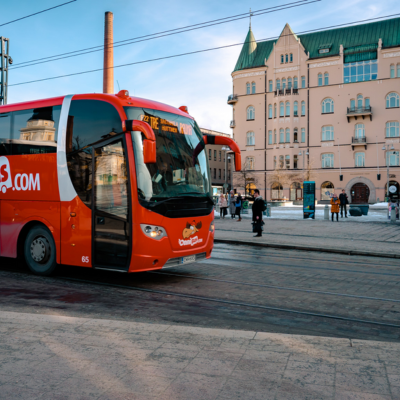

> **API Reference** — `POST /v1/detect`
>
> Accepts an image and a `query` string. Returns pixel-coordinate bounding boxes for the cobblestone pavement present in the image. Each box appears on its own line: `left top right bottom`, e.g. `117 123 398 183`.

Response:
214 217 400 257
0 310 400 400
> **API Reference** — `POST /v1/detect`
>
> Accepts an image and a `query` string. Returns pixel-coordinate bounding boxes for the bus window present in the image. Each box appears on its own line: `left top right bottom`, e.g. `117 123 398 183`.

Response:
11 106 61 155
0 113 11 156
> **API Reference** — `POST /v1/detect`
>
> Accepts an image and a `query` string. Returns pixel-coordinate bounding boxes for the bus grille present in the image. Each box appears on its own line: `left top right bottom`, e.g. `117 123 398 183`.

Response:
163 252 207 268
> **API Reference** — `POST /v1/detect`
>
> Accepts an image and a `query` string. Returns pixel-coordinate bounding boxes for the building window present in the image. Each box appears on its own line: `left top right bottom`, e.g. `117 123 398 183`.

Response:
355 123 365 138
247 106 255 120
386 121 400 137
218 169 221 179
357 94 363 108
391 64 395 78
276 79 280 90
294 76 298 89
321 181 334 200
294 101 298 116
398 64 400 77
246 82 250 94
386 92 400 108
219 151 221 161
279 155 284 168
344 60 378 83
301 101 305 116
285 54 288 63
279 102 284 117
268 104 272 119
228 170 231 181
288 77 292 89
293 128 298 142
251 82 256 94
293 155 298 169
269 80 273 92
213 168 216 179
285 101 290 117
281 54 284 64
387 151 400 166
282 78 286 90
290 53 293 63
279 128 284 143
350 99 355 110
301 76 306 88
322 126 334 141
285 155 290 168
301 128 305 143
324 72 329 85
355 152 365 167
273 156 277 169
268 130 272 145
274 129 277 144
365 98 370 109
246 131 255 145
214 150 217 161
285 128 290 143
271 182 283 199
322 98 334 113
274 103 277 118
322 153 334 168
318 73 323 86
247 156 255 170
209 149 211 160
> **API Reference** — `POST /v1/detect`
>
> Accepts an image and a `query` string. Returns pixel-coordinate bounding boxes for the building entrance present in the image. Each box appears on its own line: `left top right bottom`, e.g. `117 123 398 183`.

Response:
351 183 370 204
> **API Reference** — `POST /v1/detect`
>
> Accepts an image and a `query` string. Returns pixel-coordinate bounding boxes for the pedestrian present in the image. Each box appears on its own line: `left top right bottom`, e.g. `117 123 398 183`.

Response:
228 191 236 219
330 193 340 222
218 193 228 219
252 189 264 237
235 192 243 222
339 189 349 218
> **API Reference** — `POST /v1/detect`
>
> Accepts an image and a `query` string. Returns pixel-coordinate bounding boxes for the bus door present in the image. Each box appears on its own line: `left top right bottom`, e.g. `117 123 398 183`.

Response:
92 137 131 270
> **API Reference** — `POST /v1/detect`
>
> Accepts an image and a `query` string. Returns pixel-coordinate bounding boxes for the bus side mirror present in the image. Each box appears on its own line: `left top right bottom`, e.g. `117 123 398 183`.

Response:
202 135 241 172
125 119 156 164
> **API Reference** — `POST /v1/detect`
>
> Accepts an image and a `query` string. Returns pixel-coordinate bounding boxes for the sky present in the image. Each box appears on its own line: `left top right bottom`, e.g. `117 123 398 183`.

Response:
1 0 399 133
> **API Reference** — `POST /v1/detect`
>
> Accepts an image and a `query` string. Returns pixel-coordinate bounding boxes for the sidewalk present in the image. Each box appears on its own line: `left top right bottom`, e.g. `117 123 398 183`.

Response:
1 311 399 400
214 217 400 259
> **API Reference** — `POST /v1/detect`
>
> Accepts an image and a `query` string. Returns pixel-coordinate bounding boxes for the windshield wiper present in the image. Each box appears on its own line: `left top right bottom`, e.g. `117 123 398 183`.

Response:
146 195 212 207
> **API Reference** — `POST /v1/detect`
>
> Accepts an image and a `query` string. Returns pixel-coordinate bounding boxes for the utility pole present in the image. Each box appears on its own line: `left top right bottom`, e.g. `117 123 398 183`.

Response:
0 37 12 105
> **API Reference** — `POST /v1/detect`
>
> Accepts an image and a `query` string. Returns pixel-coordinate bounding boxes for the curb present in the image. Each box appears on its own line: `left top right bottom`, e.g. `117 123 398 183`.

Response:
214 238 400 260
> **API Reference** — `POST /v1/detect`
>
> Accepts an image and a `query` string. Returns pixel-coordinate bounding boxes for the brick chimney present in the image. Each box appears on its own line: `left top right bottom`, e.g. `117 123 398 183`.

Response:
103 11 114 94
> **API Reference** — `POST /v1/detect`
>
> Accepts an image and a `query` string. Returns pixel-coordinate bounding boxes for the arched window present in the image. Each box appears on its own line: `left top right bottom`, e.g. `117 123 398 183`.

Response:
293 128 298 142
301 76 306 88
301 128 305 143
276 79 281 90
386 121 400 137
290 53 293 63
285 101 290 116
279 128 284 143
246 131 255 146
387 151 400 166
246 82 250 94
321 181 334 200
288 77 292 89
322 98 334 113
322 153 334 168
318 73 323 86
251 82 256 94
357 94 363 109
324 72 329 85
285 128 290 143
290 182 302 200
386 92 400 108
269 80 273 92
365 98 370 109
355 124 365 138
355 152 365 167
285 54 288 63
281 55 284 64
247 106 255 120
391 64 395 78
350 99 355 110
274 103 277 118
322 126 334 141
268 104 272 119
282 78 286 89
271 182 283 200
274 129 277 144
301 101 305 116
293 76 298 89
294 101 298 116
398 64 400 77
279 102 284 117
268 130 272 145
246 156 255 170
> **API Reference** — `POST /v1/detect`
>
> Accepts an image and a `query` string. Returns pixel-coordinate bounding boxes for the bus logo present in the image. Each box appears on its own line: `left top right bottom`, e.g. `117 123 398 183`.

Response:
0 156 41 193
179 221 203 247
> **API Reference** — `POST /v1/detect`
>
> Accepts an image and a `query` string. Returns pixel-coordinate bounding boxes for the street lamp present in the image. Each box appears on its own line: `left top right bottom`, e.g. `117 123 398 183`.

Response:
221 146 231 194
382 143 396 199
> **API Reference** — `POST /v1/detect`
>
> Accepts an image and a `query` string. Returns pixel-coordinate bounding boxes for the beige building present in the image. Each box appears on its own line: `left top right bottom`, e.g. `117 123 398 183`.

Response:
229 17 400 203
201 128 233 194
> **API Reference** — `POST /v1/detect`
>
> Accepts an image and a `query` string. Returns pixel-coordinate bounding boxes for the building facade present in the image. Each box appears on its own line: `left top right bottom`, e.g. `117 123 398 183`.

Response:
229 17 400 203
201 128 233 195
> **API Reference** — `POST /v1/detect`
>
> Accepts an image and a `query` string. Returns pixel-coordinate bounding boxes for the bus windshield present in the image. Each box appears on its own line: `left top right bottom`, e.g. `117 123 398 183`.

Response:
124 107 211 204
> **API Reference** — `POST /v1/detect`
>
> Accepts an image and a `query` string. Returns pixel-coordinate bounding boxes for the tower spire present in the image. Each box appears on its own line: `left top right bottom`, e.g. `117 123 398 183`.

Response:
249 8 253 29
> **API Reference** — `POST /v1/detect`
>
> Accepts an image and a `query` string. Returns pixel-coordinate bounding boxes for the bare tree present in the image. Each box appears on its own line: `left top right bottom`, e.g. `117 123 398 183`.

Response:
268 165 302 199
302 157 316 182
232 158 260 197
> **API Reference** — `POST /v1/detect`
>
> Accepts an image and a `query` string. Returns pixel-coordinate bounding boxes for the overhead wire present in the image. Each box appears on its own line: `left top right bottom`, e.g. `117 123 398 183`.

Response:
8 12 400 87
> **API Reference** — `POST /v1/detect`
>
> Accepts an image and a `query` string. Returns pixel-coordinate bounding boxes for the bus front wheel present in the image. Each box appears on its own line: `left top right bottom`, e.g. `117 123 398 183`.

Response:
24 225 57 276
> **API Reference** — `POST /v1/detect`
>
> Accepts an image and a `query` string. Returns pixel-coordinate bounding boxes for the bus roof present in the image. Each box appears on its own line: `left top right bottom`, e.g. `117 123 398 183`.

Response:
0 92 193 120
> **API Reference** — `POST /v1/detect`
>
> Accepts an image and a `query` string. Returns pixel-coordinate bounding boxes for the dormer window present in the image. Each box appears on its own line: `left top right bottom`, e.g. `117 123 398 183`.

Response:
319 48 330 54
318 43 332 54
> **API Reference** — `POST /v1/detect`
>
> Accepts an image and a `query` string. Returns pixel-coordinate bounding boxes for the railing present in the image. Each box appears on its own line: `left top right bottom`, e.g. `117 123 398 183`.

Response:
347 106 372 114
285 88 291 95
230 120 236 128
274 88 299 96
293 88 299 94
227 94 238 104
352 136 367 144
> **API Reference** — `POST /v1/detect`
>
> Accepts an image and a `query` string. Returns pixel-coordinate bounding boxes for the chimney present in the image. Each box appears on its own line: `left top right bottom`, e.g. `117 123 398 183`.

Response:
103 11 114 94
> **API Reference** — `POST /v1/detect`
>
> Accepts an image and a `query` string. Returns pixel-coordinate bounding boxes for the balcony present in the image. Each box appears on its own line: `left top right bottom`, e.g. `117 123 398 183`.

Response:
230 120 236 128
227 94 238 105
351 136 367 150
274 88 299 97
346 106 372 122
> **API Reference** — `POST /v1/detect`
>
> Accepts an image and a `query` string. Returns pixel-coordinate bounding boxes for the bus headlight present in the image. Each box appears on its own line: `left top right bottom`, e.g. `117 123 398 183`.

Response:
140 224 167 240
209 220 215 233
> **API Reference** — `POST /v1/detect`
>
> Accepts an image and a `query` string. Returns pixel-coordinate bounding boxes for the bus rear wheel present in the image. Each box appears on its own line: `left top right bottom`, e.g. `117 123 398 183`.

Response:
24 225 57 276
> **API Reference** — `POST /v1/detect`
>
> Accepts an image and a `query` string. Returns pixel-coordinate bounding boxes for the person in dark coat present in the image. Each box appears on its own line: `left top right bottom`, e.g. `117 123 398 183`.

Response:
339 189 349 218
252 189 264 237
235 193 243 222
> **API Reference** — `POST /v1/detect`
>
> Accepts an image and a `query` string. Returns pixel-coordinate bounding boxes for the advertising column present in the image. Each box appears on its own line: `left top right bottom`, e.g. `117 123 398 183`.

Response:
303 181 315 219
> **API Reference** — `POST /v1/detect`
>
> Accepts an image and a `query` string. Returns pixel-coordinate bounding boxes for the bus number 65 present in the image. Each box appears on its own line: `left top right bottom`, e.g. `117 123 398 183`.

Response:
82 256 90 263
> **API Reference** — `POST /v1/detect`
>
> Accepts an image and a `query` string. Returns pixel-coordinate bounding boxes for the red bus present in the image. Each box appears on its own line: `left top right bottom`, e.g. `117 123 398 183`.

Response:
0 90 240 275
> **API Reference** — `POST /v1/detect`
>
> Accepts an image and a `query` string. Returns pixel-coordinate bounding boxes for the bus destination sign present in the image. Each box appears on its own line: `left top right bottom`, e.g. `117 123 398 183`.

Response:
140 115 192 136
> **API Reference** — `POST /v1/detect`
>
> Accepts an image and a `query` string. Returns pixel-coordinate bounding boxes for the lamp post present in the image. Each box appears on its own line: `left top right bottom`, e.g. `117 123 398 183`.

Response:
221 146 230 194
382 143 396 200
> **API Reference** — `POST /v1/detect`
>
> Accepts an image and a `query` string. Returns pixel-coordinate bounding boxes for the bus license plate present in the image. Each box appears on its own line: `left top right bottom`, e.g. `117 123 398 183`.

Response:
181 255 196 264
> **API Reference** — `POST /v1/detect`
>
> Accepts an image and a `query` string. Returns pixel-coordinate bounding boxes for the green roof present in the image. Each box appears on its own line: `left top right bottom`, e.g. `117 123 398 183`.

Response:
234 17 400 72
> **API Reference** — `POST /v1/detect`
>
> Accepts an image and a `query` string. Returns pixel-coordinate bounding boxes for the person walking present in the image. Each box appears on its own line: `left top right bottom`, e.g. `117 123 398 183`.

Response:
330 193 340 222
218 193 228 219
339 189 349 218
235 193 243 222
228 191 236 219
252 189 264 237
